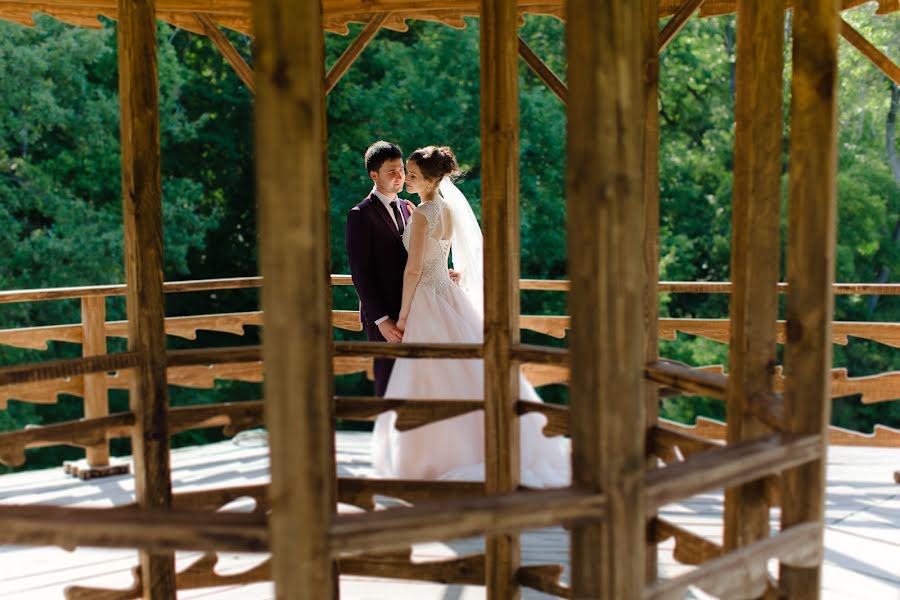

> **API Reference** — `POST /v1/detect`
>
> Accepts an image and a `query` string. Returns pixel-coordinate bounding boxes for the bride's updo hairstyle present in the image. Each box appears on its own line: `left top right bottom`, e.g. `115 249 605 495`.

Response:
408 146 461 182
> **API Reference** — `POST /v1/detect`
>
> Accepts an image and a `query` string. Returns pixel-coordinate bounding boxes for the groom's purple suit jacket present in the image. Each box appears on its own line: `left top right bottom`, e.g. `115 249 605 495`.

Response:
345 192 411 396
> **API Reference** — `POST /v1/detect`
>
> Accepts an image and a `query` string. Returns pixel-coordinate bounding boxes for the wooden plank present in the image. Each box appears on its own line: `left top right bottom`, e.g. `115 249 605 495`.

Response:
334 340 483 359
567 0 646 596
324 11 390 94
517 36 567 103
651 424 721 464
116 0 175 593
642 0 661 582
81 296 111 468
644 433 822 514
329 488 605 557
517 564 569 597
780 0 840 596
657 0 706 51
481 0 522 595
644 522 822 599
724 0 786 560
252 0 335 596
645 360 727 398
0 505 267 553
193 12 254 92
0 353 138 386
840 17 900 85
652 518 722 565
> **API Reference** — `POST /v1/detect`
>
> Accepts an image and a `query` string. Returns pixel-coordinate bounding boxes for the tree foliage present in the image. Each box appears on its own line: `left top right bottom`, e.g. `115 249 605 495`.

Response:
0 7 897 471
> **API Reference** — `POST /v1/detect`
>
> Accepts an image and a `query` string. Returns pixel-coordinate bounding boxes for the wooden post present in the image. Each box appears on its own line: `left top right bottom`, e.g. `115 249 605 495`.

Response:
567 0 646 597
642 0 660 584
116 0 175 596
780 0 839 597
724 0 786 557
252 0 336 597
481 0 521 597
82 296 110 467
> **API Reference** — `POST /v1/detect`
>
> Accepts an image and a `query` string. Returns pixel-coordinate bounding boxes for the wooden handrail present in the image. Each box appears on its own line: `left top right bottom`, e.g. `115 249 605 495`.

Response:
3 277 900 304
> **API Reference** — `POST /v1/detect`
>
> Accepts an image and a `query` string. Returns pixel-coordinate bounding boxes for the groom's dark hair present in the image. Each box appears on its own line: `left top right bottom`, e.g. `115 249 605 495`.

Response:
365 141 403 174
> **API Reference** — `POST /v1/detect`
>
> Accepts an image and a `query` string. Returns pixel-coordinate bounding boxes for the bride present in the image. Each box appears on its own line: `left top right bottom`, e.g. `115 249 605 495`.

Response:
372 145 570 488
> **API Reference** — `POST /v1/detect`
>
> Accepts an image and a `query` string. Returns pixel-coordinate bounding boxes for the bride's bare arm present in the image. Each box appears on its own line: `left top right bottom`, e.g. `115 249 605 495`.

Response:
397 212 429 331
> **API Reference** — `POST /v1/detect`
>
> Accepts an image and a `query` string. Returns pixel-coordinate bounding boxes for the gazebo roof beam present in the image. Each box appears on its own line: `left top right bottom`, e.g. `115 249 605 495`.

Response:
0 0 895 37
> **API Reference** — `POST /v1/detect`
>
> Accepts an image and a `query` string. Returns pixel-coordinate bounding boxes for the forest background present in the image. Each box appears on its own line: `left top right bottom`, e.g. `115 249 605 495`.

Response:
0 7 897 471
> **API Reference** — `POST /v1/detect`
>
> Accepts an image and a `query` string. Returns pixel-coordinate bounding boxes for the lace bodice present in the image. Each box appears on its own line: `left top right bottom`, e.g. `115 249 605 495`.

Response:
402 198 453 292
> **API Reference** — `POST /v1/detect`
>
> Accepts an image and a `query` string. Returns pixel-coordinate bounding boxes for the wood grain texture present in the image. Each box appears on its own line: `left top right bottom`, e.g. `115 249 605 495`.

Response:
566 0 646 596
252 0 335 595
724 0 785 558
81 296 110 466
0 504 267 553
329 488 605 557
481 0 522 595
840 17 900 84
644 433 822 514
193 12 254 91
325 12 390 93
116 0 175 593
657 0 706 51
780 1 840 596
642 0 661 580
517 36 566 103
645 522 822 600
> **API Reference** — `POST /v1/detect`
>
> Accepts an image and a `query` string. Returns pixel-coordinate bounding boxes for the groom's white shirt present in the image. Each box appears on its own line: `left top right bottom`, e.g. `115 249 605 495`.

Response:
370 186 407 325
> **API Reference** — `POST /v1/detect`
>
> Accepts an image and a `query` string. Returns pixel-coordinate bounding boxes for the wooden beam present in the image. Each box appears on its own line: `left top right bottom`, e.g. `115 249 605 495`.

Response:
252 0 335 596
517 36 567 103
329 489 605 557
839 17 900 85
644 433 821 515
779 0 840 596
481 0 522 596
193 12 254 92
567 0 646 597
657 0 706 52
645 522 822 599
116 0 175 594
0 505 267 553
724 0 786 558
324 12 391 94
645 360 727 398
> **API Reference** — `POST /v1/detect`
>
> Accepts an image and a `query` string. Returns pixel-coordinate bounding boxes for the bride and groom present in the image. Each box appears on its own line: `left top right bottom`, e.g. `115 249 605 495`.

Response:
345 141 570 488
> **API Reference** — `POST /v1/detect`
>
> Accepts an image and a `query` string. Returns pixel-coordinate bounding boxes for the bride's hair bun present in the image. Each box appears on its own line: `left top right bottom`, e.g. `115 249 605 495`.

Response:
409 145 461 181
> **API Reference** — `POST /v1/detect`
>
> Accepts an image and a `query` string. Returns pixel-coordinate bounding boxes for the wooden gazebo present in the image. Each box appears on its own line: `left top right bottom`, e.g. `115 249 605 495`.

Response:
0 0 898 598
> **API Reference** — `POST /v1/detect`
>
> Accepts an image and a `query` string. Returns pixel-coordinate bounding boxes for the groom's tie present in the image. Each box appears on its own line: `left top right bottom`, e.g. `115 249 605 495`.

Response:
389 200 405 236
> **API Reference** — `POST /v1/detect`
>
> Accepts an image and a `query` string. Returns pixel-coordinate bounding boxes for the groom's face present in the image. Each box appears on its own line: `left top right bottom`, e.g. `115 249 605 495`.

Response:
371 158 405 196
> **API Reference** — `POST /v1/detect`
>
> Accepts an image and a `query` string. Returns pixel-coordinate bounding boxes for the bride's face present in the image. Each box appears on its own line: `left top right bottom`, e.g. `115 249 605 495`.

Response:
405 161 433 195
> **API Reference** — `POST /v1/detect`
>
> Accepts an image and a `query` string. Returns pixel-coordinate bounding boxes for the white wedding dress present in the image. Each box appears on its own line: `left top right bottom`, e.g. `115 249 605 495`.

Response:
372 187 571 488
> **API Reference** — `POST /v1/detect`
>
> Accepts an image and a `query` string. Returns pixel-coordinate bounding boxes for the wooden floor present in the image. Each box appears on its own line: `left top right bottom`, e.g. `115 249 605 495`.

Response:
0 431 897 599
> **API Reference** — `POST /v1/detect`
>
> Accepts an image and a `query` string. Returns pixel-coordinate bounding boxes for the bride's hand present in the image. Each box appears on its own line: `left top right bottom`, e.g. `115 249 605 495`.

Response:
396 317 407 334
403 199 417 213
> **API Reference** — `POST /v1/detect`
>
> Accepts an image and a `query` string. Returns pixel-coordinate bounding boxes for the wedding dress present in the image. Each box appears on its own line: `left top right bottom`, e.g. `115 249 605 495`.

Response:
372 179 571 488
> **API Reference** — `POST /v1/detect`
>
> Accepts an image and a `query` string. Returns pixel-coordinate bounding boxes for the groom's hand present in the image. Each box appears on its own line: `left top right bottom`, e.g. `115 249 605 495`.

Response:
377 319 403 343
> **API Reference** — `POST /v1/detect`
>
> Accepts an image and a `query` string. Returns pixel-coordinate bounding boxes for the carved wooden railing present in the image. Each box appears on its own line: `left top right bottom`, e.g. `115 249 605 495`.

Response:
0 276 898 476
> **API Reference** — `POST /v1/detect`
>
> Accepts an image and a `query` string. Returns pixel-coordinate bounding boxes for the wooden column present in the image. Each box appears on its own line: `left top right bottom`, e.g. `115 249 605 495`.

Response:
481 0 521 597
780 0 839 597
642 0 660 584
567 0 646 598
82 296 110 467
724 0 786 558
252 0 336 597
116 0 175 596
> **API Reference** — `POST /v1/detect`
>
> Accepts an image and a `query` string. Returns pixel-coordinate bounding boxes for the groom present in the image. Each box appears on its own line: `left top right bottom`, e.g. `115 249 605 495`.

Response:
346 141 412 396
